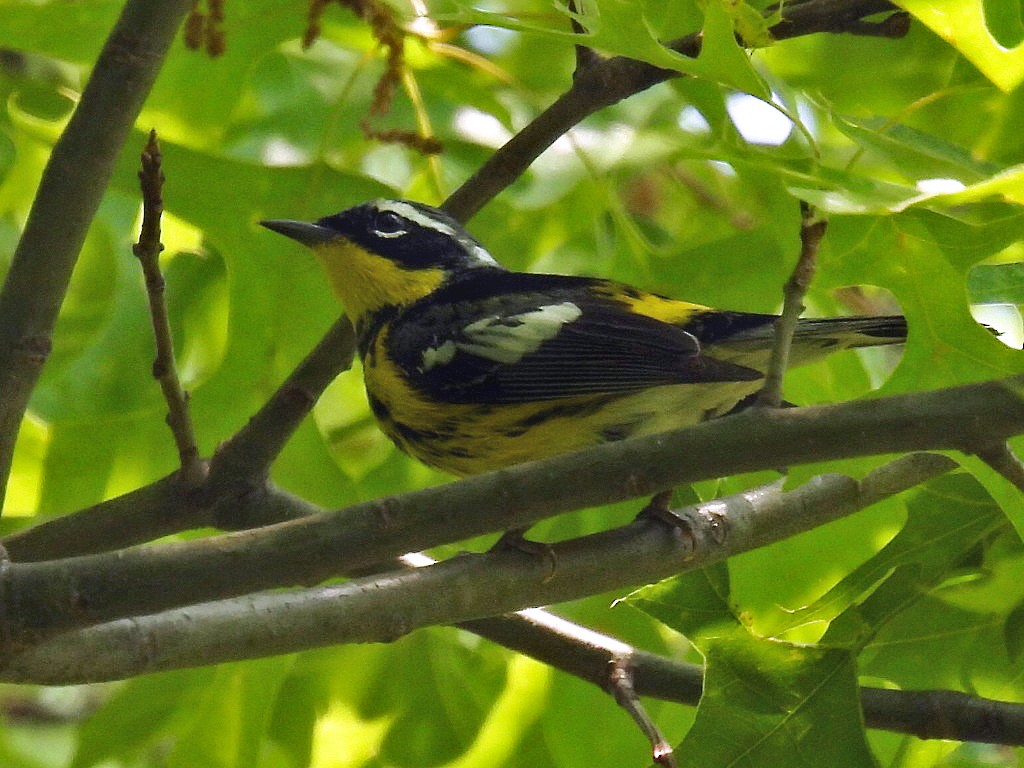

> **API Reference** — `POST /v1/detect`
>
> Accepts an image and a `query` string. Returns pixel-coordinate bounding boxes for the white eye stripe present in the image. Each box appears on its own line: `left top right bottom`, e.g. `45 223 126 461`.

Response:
372 199 499 266
373 200 455 237
420 301 582 369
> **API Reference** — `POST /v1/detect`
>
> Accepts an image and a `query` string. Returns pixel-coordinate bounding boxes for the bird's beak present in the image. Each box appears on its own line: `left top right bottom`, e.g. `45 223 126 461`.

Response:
260 219 339 247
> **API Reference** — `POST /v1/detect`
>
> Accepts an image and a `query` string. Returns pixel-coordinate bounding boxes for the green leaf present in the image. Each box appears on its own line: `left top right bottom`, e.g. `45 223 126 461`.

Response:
969 262 1024 304
857 524 1024 699
953 453 1024 541
806 474 1003 645
694 0 770 97
896 0 1024 91
1004 597 1024 662
165 658 295 768
816 211 1024 398
630 565 877 767
0 0 121 64
457 0 768 95
920 162 1024 208
373 631 509 765
833 114 1004 182
71 669 216 768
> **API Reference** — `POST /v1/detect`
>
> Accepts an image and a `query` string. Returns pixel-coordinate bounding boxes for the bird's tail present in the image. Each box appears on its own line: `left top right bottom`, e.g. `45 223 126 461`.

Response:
712 314 907 369
789 315 907 347
721 315 906 345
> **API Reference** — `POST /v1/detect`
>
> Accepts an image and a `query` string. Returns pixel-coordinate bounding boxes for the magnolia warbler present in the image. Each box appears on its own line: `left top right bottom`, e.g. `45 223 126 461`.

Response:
262 199 905 476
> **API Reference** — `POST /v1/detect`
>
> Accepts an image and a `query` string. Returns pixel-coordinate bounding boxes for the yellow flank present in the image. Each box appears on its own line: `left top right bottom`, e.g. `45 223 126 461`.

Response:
312 239 446 323
364 324 760 476
590 282 708 325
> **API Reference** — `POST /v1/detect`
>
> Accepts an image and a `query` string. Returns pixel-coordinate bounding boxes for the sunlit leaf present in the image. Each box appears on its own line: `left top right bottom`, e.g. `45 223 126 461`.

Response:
896 0 1024 91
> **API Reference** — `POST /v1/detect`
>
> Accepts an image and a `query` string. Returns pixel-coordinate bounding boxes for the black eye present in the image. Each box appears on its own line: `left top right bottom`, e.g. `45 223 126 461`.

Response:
372 210 407 238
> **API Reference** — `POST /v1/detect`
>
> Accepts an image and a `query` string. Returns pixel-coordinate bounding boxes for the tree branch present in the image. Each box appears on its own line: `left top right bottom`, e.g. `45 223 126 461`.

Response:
2 452 1012 745
1 474 202 561
0 452 954 682
0 0 195 509
460 607 1024 745
860 687 1024 744
976 442 1024 493
1 379 1020 643
9 485 1022 749
2 312 355 561
1 476 320 564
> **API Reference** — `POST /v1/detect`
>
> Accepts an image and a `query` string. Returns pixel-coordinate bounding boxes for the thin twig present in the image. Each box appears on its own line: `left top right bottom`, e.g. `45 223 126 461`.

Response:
976 442 1024 493
756 201 825 408
0 0 196 510
608 657 677 767
133 131 204 486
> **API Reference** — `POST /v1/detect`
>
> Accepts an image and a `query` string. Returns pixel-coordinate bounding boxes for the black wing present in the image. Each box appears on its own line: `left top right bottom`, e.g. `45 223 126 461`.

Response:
387 272 762 404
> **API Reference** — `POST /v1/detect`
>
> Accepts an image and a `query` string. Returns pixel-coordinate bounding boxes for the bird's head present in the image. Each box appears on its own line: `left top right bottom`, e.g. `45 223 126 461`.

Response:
261 199 502 325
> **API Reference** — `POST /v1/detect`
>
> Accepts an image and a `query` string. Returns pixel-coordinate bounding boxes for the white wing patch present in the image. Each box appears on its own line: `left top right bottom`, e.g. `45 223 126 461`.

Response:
421 339 457 370
421 301 583 369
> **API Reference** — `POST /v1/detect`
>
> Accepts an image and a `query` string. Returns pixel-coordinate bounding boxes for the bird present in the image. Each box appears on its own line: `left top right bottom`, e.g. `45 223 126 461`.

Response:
262 199 906 477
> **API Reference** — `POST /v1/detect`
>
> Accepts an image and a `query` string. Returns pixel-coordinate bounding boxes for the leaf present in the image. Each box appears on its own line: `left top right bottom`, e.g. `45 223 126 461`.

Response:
896 0 1024 91
165 658 295 768
695 0 770 97
952 453 1024 542
833 114 1003 182
936 163 1024 207
798 474 1004 645
722 0 778 48
1004 597 1024 662
373 631 510 765
857 523 1024 699
969 262 1024 304
0 0 121 64
816 211 1024 398
456 0 768 96
71 669 216 768
630 565 877 768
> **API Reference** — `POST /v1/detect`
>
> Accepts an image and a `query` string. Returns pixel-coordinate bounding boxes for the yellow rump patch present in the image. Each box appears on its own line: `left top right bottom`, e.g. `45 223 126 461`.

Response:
590 282 708 325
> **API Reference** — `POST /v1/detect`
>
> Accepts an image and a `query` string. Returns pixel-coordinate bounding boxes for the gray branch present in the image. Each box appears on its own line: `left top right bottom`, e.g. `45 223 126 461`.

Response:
4 454 1020 746
2 377 1022 645
0 453 953 683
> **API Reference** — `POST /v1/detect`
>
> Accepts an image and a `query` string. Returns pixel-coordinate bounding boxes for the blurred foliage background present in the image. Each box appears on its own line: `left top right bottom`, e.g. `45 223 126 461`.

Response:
0 0 1023 765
